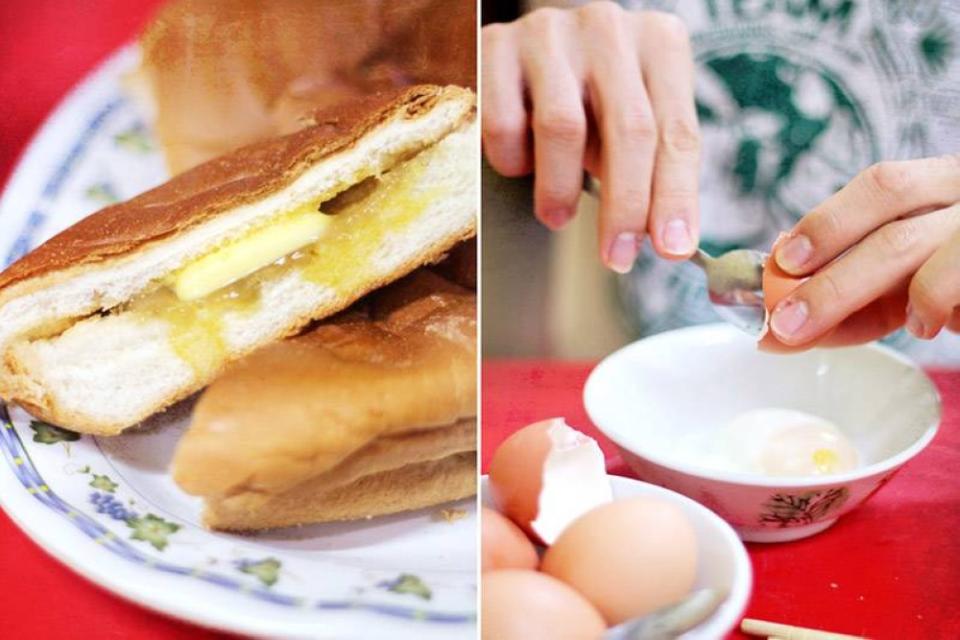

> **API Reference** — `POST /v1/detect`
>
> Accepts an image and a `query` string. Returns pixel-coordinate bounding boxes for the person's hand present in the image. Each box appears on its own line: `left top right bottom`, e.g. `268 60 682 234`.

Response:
762 155 960 351
481 2 700 272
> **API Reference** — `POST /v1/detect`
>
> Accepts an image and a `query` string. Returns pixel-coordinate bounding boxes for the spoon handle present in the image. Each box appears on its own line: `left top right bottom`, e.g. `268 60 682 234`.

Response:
689 249 713 272
603 588 728 640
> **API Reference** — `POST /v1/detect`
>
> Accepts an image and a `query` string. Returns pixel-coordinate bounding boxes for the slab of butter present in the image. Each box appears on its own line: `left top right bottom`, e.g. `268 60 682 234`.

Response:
173 211 330 301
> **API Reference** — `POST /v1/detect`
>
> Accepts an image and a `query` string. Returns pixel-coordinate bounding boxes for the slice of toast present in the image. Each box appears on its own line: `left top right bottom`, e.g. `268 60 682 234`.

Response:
0 86 477 434
173 270 477 530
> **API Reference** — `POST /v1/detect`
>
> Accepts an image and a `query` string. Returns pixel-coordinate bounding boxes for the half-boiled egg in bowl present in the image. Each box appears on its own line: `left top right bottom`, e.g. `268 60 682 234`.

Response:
688 407 860 477
584 323 941 542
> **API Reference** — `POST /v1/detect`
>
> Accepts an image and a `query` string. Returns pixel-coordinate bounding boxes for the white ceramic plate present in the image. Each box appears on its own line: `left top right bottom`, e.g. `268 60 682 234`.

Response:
0 45 476 639
481 475 752 639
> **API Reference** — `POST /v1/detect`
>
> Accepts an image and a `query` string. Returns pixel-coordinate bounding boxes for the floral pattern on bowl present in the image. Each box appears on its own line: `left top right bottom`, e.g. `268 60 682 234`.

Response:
758 487 850 528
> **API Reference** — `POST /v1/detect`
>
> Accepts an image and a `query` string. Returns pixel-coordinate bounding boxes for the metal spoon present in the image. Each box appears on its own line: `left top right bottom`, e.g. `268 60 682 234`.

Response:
581 174 767 336
690 248 767 336
603 588 729 640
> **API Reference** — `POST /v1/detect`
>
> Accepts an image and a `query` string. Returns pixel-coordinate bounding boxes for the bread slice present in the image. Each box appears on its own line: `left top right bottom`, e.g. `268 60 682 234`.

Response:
0 85 477 434
172 270 477 530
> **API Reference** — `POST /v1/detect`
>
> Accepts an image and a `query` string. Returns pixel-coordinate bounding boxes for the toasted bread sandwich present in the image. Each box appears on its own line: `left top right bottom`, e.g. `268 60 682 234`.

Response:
172 270 477 531
0 85 476 434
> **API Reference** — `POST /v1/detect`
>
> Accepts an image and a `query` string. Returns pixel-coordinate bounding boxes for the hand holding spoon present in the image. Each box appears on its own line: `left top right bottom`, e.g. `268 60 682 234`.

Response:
581 175 767 336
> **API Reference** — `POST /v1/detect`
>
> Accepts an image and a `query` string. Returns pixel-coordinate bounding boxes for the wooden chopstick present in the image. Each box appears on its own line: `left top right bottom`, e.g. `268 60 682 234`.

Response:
741 618 869 640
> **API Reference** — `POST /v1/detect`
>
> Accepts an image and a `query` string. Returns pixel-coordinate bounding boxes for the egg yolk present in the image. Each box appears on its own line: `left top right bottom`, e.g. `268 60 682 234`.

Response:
758 422 858 477
716 408 860 477
813 448 840 474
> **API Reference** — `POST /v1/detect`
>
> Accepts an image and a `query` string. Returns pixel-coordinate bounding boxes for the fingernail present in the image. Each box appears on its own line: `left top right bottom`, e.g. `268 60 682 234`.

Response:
776 234 813 273
905 304 926 338
541 207 572 230
662 219 693 256
606 232 640 274
771 299 809 339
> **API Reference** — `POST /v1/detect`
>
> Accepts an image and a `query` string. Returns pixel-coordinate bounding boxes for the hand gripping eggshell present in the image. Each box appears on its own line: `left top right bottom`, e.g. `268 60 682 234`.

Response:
481 570 606 640
759 233 808 350
481 508 539 572
488 418 613 545
540 497 698 625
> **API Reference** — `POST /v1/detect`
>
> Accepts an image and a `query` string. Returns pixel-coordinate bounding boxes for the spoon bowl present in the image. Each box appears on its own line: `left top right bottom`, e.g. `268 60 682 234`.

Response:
690 248 767 336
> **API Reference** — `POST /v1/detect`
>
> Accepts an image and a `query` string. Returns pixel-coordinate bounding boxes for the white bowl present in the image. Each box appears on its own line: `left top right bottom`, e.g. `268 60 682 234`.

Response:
481 475 752 639
584 324 941 542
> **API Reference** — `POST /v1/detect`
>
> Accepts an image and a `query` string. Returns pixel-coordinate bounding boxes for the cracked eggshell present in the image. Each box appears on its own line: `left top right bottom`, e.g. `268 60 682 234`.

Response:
481 508 539 572
759 234 807 348
488 418 613 545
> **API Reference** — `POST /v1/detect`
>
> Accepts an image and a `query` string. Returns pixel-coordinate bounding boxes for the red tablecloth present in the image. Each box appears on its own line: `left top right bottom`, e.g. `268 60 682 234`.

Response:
0 1 233 637
482 360 960 640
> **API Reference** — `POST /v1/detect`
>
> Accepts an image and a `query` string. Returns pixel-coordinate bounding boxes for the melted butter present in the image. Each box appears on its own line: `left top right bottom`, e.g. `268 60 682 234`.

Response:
170 208 330 301
296 149 436 291
126 283 262 379
124 146 442 378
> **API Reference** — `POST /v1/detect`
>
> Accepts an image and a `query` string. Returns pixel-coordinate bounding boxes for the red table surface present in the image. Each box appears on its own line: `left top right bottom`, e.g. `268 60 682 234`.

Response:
482 360 960 640
0 1 234 637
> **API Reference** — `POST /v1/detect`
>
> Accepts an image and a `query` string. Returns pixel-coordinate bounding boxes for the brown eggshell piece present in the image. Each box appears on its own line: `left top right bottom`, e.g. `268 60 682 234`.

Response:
759 234 808 350
487 419 555 542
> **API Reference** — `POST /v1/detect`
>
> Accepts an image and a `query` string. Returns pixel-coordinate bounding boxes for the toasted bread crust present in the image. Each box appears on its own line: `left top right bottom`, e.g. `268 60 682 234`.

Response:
0 84 473 298
203 452 477 531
